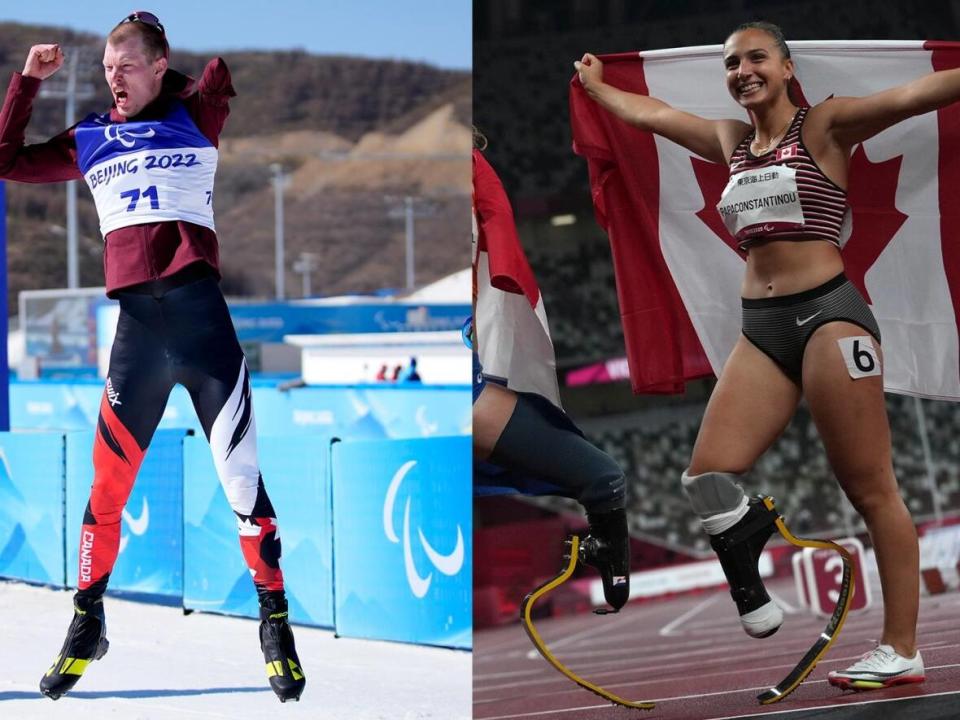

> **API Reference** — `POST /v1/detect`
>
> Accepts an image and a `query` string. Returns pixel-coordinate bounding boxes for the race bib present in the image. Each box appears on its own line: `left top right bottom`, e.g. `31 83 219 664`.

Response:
838 336 882 379
84 145 217 236
717 165 804 242
75 102 218 237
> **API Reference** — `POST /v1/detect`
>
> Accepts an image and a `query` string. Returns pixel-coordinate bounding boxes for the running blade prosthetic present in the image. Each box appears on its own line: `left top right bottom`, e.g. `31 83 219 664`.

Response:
754 496 855 705
259 592 306 702
580 508 630 612
521 535 654 710
40 594 110 700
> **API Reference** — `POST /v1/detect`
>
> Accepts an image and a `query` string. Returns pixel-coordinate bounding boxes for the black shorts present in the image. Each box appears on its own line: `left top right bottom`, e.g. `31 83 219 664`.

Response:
741 272 881 381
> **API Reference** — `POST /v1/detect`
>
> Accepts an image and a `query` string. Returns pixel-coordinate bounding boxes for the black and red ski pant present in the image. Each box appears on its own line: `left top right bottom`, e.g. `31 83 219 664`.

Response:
78 269 284 598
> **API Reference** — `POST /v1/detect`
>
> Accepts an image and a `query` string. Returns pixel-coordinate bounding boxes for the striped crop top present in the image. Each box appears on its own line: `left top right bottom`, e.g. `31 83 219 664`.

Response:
718 107 848 250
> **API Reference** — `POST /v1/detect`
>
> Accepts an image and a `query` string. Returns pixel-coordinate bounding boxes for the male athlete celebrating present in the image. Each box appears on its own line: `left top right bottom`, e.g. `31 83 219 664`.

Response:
0 12 305 702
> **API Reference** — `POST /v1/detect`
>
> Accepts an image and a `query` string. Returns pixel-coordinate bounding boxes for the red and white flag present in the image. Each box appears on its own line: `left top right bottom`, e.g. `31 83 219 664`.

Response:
473 149 562 407
570 41 960 400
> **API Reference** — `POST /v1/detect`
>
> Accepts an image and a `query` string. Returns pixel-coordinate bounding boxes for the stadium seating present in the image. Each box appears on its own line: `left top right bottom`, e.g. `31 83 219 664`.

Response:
554 395 960 554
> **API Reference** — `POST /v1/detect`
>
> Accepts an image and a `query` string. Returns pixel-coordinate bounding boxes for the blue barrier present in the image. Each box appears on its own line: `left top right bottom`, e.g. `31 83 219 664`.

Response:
0 424 470 650
65 430 187 599
182 434 334 627
332 436 471 649
0 432 66 585
229 303 469 342
11 382 470 440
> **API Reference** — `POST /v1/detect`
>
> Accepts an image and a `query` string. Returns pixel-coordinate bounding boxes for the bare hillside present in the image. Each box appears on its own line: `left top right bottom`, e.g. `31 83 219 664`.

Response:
0 22 471 302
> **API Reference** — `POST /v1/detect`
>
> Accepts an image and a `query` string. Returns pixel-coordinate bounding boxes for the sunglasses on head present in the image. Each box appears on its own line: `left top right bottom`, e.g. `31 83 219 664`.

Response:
122 10 165 35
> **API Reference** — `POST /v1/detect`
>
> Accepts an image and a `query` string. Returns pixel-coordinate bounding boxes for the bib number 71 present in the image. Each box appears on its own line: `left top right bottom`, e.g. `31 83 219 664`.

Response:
120 185 160 212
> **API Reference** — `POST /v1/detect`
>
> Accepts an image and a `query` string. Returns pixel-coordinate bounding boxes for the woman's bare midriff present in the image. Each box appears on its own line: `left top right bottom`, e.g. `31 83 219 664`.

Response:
741 238 845 298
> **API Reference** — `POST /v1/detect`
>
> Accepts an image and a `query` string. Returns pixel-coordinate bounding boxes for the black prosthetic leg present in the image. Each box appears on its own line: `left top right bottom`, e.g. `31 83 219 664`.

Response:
579 508 630 612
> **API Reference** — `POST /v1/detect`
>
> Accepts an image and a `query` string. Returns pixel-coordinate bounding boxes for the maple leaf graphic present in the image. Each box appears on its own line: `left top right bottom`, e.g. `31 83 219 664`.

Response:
691 146 907 302
691 156 744 260
841 145 908 303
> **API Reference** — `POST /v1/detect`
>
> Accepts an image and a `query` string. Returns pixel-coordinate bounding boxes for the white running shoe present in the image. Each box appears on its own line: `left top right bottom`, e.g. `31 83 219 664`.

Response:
828 644 925 691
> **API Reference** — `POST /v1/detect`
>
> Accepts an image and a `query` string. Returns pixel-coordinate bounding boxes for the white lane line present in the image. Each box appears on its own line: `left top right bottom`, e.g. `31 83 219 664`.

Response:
703 686 960 720
523 606 641 660
489 613 960 674
474 668 960 720
659 595 719 636
474 642 960 696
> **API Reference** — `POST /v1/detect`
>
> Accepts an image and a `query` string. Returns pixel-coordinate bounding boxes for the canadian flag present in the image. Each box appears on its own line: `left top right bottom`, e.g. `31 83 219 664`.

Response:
473 149 562 407
776 143 799 161
570 41 960 400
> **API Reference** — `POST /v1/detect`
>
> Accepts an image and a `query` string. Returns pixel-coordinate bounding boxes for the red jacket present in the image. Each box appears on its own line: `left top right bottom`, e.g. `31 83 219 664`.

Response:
0 58 235 295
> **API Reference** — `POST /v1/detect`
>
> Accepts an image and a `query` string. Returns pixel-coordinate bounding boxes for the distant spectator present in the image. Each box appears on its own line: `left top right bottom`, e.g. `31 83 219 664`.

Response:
399 357 422 383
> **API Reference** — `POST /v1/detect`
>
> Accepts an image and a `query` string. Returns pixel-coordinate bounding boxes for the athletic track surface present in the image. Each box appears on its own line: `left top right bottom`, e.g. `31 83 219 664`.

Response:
473 577 960 720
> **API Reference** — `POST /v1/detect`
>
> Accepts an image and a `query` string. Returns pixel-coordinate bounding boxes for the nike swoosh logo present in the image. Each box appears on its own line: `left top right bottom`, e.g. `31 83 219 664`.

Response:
796 310 822 326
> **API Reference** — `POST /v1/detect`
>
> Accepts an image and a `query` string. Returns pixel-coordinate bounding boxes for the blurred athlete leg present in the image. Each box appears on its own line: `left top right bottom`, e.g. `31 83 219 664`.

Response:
474 381 629 608
473 381 517 462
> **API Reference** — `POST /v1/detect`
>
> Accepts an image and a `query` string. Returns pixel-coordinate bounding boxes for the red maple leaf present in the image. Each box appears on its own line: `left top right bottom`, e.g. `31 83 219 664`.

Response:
690 156 745 260
841 145 908 302
691 145 906 302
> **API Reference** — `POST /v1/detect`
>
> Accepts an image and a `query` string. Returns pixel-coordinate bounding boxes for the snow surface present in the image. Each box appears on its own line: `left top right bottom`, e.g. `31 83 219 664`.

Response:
0 581 470 719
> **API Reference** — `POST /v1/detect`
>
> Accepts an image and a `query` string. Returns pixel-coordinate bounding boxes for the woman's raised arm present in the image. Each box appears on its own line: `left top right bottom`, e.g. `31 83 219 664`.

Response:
575 52 750 165
818 66 960 149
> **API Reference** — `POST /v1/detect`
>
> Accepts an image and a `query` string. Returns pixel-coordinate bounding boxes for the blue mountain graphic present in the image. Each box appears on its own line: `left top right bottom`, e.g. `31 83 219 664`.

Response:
285 538 329 579
0 453 25 505
221 572 258 616
65 402 93 430
0 524 52 582
0 524 25 569
286 590 313 626
197 488 238 538
337 591 403 640
345 411 388 440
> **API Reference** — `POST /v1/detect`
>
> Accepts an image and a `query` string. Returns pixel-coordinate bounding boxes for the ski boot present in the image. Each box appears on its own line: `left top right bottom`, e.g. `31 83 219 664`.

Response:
710 495 783 638
40 593 109 700
259 591 305 702
579 508 630 612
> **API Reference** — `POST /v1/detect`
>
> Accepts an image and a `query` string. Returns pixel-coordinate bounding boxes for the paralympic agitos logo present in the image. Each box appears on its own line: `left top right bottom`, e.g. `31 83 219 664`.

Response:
382 460 464 599
103 125 156 148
